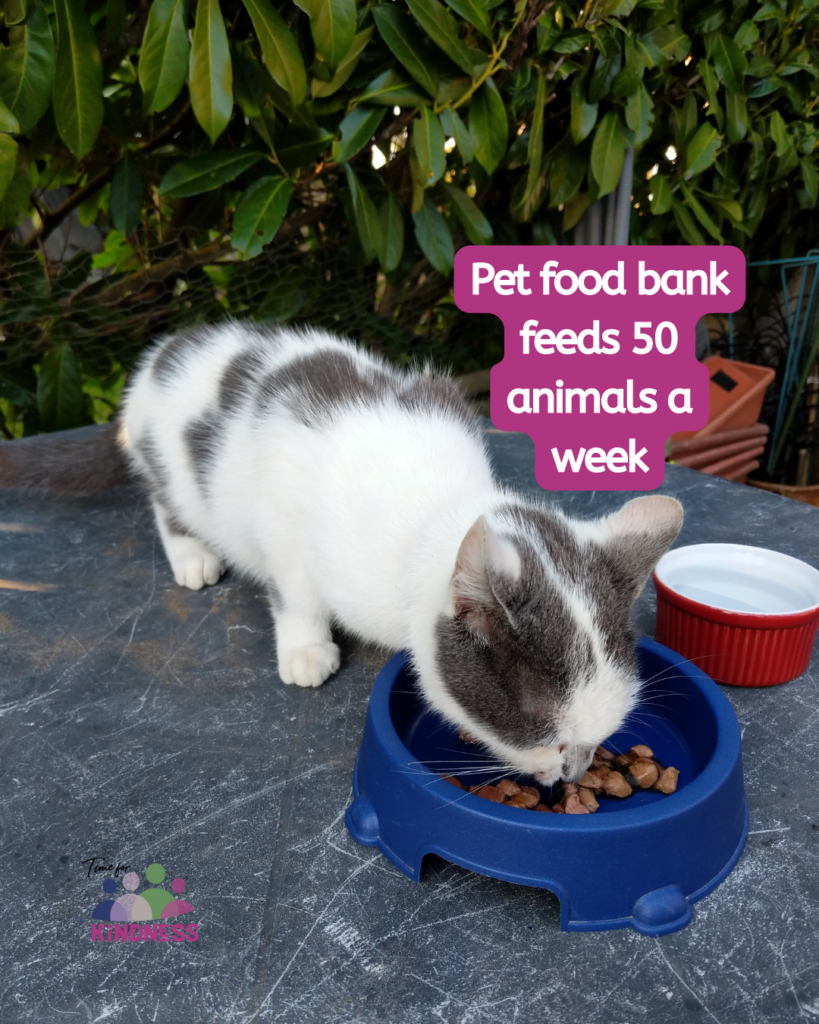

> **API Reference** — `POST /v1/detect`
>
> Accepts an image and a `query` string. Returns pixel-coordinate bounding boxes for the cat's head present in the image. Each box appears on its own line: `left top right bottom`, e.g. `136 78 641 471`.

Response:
433 496 683 787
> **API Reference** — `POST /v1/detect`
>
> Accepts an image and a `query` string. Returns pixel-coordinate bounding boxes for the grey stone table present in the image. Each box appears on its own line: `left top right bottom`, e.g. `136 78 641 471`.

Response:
1 428 818 1024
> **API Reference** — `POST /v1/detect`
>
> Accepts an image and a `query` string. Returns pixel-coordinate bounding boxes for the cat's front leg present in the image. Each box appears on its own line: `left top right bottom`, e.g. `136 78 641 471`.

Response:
153 500 224 591
266 580 340 688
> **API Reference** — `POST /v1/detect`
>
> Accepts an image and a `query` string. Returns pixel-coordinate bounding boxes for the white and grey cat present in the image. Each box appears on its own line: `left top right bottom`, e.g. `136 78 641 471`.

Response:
116 322 682 786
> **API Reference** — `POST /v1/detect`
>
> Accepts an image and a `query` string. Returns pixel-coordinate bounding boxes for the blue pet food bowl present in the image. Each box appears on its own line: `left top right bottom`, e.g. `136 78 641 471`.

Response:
346 637 748 936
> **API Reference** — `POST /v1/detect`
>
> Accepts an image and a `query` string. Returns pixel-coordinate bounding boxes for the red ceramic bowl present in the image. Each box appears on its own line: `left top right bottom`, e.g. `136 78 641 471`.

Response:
654 543 819 687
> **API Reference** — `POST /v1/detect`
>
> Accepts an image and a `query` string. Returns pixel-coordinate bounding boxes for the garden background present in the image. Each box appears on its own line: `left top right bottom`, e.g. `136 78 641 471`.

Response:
0 0 816 481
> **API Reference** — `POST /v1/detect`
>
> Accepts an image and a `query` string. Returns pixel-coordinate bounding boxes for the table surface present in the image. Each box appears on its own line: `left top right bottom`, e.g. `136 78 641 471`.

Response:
1 428 818 1024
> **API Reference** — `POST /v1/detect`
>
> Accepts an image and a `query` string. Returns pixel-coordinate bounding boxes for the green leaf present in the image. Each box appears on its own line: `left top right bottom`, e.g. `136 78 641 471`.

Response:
673 90 698 148
625 83 654 145
139 0 190 114
443 182 492 244
332 106 386 163
242 0 307 105
158 149 265 197
733 19 759 50
0 157 29 227
0 96 19 134
312 27 373 98
636 23 688 67
232 40 276 147
4 0 29 27
343 163 381 262
406 0 486 77
469 78 507 174
527 67 546 186
590 111 625 197
107 0 127 44
536 11 561 54
311 0 356 72
109 152 143 237
571 75 597 144
553 29 590 54
511 161 548 222
690 3 725 34
652 23 690 62
189 0 233 143
379 192 404 273
800 159 818 207
53 0 104 159
747 55 775 78
439 106 473 162
414 106 446 188
372 6 440 99
357 68 431 107
231 175 292 258
746 77 781 98
275 125 334 171
0 372 35 408
752 1 785 22
588 36 622 103
563 190 590 231
611 49 643 99
37 344 84 433
410 150 425 213
685 122 721 176
413 196 453 275
549 142 584 207
0 134 19 202
672 197 705 244
444 0 492 40
0 1 56 134
769 110 792 158
678 181 723 242
711 196 743 221
649 172 672 214
711 32 747 93
725 90 747 143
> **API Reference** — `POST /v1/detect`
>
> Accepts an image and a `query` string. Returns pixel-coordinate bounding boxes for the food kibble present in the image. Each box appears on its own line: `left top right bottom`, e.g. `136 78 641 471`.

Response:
440 744 678 814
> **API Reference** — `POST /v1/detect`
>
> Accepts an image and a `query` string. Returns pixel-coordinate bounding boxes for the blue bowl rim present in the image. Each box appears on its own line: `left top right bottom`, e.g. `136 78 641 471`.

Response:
369 636 742 832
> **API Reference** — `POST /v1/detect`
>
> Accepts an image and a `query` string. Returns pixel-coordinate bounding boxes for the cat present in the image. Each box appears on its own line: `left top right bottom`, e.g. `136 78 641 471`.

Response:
111 322 683 787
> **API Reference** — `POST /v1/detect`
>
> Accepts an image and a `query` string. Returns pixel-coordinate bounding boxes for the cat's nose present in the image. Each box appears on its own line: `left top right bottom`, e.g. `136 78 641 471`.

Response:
562 746 595 782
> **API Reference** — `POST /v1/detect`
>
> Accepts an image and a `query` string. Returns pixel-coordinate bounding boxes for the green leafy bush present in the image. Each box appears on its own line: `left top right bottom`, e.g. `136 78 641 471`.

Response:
0 0 817 436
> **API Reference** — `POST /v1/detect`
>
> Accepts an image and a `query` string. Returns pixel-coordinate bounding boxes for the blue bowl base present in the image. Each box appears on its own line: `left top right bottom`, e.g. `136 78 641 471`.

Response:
347 762 749 937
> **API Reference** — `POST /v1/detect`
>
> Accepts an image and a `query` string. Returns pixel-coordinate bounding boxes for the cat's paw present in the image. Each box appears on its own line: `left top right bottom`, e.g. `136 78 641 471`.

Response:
278 642 341 688
167 538 224 590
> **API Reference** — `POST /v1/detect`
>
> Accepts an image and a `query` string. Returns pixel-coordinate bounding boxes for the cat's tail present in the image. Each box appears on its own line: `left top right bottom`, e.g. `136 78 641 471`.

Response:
0 422 132 494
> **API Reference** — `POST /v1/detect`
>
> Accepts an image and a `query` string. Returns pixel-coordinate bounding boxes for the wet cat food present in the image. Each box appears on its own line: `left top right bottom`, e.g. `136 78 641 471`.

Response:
441 744 678 813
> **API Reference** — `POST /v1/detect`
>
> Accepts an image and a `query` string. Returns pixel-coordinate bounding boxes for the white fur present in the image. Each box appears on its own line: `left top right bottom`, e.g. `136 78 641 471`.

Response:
120 325 671 781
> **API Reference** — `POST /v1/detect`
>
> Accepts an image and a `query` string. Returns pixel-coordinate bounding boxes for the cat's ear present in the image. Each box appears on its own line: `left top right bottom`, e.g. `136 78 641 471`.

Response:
599 496 683 599
451 516 520 637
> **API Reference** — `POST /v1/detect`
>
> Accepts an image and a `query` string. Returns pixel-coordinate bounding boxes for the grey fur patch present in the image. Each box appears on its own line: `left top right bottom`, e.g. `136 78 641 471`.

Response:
152 327 212 385
255 349 391 425
184 414 221 489
266 580 283 613
395 375 477 432
255 347 479 432
497 504 641 665
436 536 596 749
218 348 268 413
134 432 169 496
164 509 192 537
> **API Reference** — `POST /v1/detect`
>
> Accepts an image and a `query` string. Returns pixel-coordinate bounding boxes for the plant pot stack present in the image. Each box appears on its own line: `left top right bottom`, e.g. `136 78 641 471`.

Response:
669 356 776 484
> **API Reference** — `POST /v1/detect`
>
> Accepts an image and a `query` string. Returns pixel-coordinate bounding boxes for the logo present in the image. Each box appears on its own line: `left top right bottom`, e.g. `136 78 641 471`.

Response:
89 861 199 943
